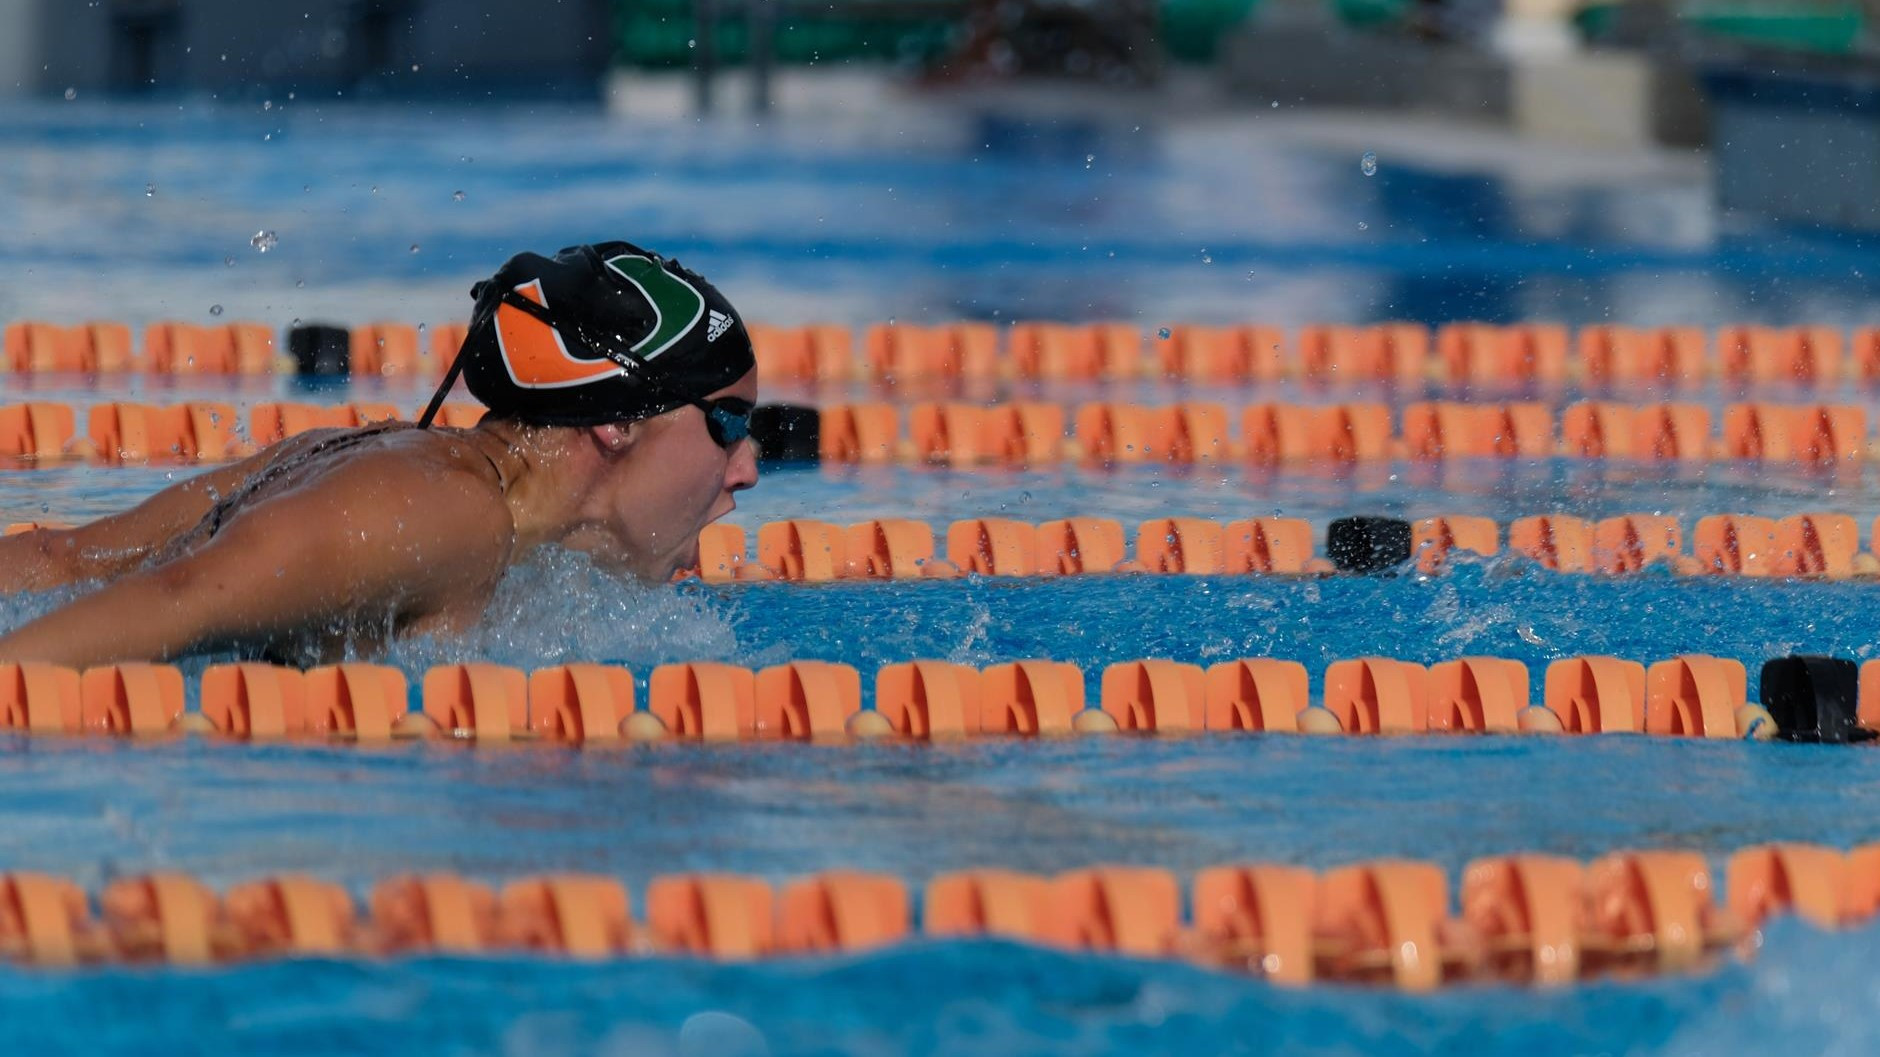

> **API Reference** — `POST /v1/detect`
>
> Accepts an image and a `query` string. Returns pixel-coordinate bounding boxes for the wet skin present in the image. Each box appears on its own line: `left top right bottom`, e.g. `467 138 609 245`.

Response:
0 368 759 666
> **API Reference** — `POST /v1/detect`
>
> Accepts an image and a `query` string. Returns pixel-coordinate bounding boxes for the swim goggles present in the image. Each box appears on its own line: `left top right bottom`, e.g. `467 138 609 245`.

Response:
692 397 753 449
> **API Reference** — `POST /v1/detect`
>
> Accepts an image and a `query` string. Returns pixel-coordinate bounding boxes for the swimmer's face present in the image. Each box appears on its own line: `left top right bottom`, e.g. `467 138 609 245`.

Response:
573 367 759 581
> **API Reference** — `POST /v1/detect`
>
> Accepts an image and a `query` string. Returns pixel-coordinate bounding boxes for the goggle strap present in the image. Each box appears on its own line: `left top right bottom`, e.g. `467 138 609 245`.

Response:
416 330 474 429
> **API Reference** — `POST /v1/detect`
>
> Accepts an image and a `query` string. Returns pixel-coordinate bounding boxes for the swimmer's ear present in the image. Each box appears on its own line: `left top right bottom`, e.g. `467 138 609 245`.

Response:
589 422 637 455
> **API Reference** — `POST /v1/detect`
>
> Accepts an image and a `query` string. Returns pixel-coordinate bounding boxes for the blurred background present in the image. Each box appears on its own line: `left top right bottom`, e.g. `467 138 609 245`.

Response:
0 0 1873 333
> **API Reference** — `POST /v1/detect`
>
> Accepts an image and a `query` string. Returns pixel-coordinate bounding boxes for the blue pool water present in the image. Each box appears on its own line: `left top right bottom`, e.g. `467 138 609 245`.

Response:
6 95 1880 1055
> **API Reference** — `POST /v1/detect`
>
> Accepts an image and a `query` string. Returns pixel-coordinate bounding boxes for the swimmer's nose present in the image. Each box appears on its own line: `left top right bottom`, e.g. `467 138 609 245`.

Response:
725 437 758 493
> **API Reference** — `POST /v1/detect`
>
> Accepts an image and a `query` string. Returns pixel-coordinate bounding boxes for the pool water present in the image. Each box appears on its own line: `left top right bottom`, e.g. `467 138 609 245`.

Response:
5 96 1880 1055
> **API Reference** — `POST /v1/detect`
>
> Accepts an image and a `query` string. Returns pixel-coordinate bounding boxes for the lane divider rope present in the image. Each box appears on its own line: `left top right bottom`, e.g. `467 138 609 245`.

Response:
4 652 1873 743
7 319 1880 387
0 844 1866 988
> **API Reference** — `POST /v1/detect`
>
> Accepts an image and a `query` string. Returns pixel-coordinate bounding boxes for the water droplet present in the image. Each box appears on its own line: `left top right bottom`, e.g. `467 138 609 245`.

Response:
1157 327 1172 340
63 87 76 101
1084 153 1095 169
1270 100 1278 109
1201 254 1213 264
223 256 235 267
417 322 427 332
208 304 224 316
263 100 272 110
1357 221 1369 231
144 183 155 197
302 184 310 193
295 278 305 288
409 243 420 254
451 190 465 202
291 318 301 327
250 229 277 253
1361 151 1378 176
370 185 379 194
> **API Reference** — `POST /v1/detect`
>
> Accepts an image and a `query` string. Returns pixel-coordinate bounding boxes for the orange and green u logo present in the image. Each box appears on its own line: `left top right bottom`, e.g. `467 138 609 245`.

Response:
493 255 705 389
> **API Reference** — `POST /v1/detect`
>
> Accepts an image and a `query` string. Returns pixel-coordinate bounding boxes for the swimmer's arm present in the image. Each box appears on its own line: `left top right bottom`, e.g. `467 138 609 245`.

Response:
0 433 335 594
0 461 513 667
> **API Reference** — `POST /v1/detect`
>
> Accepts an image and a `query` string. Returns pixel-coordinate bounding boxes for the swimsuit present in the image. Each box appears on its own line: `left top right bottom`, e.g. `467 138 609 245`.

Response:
153 422 510 665
170 422 509 557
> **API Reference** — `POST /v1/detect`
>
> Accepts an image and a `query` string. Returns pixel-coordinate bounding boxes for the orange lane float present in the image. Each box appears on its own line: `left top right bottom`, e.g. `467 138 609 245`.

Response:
0 402 76 460
1155 325 1284 382
6 398 1880 468
527 664 637 744
350 323 422 377
1008 322 1140 380
1202 659 1310 733
1411 516 1499 574
1578 326 1705 385
223 876 358 958
1508 516 1593 573
646 874 776 959
1041 867 1183 957
1690 515 1779 576
3 845 1878 983
499 875 636 958
875 661 980 739
87 402 241 463
1542 657 1646 734
1299 323 1427 382
1581 851 1733 976
15 320 1880 386
1099 660 1206 733
2 321 133 373
1322 658 1428 734
0 654 1853 745
1438 323 1569 384
1314 860 1455 990
1644 655 1754 739
200 663 310 739
750 324 853 383
304 664 410 741
1461 855 1586 986
924 870 1053 942
426 322 469 378
1719 325 1844 385
144 321 276 375
368 874 502 955
980 660 1084 735
777 872 909 954
1191 864 1318 982
864 323 998 382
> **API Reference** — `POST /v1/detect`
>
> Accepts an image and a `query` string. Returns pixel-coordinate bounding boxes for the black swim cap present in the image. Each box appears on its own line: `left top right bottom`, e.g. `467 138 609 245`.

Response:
420 241 755 428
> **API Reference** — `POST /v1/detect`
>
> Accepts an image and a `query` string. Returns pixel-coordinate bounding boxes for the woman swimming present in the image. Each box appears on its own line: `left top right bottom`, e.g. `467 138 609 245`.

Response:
0 241 759 667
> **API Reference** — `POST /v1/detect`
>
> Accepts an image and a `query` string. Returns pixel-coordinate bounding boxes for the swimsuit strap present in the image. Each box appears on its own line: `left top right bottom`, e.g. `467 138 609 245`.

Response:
203 421 416 537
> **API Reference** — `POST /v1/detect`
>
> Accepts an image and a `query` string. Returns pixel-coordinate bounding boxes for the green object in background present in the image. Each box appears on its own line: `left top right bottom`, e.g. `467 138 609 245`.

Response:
614 0 1272 68
1332 0 1410 29
1574 1 1620 42
614 0 961 68
1684 3 1866 54
1162 0 1265 60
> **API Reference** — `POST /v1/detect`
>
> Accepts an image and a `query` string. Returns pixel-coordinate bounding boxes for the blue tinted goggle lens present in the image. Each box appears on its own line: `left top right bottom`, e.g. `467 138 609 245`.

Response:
696 398 752 448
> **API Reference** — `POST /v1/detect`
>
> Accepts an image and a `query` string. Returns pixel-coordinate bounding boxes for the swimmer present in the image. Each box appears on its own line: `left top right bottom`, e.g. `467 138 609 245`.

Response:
0 241 759 667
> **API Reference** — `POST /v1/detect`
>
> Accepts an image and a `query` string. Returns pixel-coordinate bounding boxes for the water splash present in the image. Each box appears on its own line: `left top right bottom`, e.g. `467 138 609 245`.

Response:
382 547 740 673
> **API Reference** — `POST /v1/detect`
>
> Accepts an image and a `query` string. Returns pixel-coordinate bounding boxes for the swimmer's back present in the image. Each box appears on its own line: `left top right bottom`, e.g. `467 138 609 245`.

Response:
0 423 514 596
